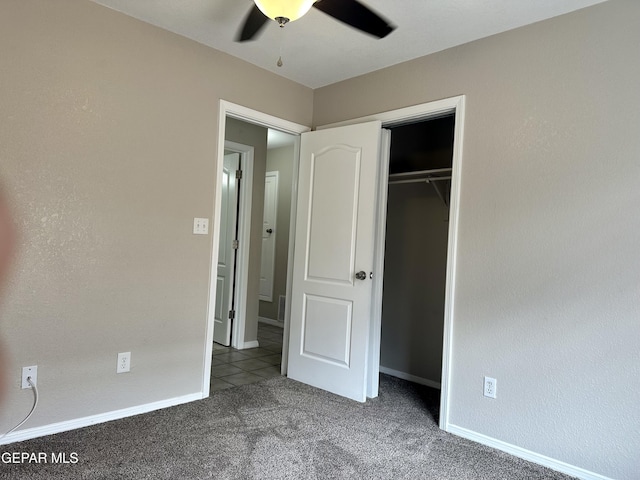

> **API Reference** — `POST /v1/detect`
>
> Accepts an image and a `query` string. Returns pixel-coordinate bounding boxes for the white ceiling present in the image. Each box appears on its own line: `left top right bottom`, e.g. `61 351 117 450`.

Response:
90 0 605 89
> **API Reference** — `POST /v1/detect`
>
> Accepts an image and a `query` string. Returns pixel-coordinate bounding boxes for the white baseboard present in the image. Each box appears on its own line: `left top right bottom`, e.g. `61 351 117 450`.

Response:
0 392 203 446
258 316 284 328
238 340 260 349
379 366 441 390
446 424 614 480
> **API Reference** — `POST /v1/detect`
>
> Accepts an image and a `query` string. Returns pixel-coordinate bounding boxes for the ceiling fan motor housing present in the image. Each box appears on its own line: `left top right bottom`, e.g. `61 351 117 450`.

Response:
254 0 315 23
237 0 395 42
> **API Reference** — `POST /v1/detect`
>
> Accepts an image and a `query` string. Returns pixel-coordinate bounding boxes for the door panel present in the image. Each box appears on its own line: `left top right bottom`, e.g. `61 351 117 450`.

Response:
213 153 240 346
302 294 352 366
306 148 360 284
288 121 382 402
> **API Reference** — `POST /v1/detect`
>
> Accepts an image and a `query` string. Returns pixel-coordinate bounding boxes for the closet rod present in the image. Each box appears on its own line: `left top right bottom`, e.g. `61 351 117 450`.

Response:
388 167 452 179
388 176 451 185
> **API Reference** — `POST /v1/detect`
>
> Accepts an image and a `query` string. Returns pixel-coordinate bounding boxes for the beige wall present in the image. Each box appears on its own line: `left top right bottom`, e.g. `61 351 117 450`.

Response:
1 0 638 478
0 0 311 429
314 1 640 478
259 145 295 322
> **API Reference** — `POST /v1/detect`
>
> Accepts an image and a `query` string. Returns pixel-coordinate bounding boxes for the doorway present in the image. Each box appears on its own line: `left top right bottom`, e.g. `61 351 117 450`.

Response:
258 129 297 329
290 95 464 430
213 149 241 347
379 114 456 405
212 140 254 350
203 101 309 397
218 123 297 346
259 170 278 304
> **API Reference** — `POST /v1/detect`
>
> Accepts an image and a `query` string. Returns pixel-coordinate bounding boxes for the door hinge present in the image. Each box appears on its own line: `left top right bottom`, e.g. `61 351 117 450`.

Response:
232 239 239 250
235 169 242 179
228 310 235 320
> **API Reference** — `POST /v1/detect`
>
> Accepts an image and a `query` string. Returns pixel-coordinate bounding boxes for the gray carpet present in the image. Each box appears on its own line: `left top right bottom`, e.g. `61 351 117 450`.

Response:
1 375 574 479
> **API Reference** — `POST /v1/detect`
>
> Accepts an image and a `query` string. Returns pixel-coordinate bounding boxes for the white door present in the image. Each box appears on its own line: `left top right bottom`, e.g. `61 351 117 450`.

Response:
259 171 278 301
287 121 382 402
214 153 240 346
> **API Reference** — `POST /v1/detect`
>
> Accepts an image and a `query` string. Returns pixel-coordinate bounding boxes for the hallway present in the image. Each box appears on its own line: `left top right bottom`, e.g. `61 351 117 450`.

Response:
210 323 283 391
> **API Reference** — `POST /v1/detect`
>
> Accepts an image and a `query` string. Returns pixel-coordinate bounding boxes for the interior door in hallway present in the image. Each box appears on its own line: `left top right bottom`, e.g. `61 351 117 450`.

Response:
287 121 382 402
259 171 278 301
214 152 240 346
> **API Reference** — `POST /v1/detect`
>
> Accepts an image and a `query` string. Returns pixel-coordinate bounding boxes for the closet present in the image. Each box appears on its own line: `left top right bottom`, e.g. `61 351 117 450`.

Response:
380 114 455 389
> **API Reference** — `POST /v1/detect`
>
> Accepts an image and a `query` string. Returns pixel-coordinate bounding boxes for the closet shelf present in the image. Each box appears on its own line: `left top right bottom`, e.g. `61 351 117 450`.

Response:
388 167 451 179
388 176 450 185
388 167 451 207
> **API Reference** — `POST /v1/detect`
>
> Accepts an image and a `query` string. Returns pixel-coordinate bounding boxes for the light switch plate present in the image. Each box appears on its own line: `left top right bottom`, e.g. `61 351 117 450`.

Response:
193 218 209 235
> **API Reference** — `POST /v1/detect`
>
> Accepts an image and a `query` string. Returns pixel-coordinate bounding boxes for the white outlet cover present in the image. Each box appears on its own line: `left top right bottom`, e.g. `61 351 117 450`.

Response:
484 376 497 399
22 365 38 389
117 352 131 373
193 218 209 235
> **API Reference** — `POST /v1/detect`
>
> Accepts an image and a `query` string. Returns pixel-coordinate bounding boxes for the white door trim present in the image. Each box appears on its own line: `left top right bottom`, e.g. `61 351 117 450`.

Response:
225 141 254 350
202 100 310 397
317 96 463 130
368 128 391 399
317 95 466 432
213 151 241 346
205 140 253 393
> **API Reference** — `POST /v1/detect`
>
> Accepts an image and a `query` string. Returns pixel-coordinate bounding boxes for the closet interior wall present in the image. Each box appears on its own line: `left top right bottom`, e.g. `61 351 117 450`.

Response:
380 115 455 387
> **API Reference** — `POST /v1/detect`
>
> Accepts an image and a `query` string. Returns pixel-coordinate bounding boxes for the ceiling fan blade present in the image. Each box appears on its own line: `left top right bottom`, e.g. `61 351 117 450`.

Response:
236 4 269 42
313 0 395 39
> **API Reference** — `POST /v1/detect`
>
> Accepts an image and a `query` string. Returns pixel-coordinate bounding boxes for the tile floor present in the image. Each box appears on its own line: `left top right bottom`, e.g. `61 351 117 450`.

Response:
210 322 283 391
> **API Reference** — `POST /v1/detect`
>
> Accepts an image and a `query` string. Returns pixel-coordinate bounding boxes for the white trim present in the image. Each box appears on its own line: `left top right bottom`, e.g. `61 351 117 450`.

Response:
258 316 284 328
317 97 462 130
281 136 301 377
379 366 441 390
447 424 615 480
440 96 465 432
321 96 465 429
237 340 260 350
367 128 391 399
225 141 254 351
203 100 310 396
0 393 202 446
222 101 309 136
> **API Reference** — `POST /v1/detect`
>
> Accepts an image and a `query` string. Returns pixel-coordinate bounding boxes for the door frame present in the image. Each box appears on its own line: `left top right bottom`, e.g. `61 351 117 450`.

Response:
220 141 254 349
318 95 466 431
203 100 310 397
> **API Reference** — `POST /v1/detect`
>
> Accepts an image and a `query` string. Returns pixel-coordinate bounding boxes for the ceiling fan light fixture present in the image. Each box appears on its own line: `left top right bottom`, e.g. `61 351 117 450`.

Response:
253 0 315 23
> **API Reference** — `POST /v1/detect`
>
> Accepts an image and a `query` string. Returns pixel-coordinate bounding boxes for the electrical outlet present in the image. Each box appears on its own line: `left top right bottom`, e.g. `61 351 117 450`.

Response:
22 365 38 389
117 352 131 373
193 218 209 235
484 376 497 399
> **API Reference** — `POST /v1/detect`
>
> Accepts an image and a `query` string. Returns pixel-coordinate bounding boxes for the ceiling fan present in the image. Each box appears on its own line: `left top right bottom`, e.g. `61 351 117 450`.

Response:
236 0 395 42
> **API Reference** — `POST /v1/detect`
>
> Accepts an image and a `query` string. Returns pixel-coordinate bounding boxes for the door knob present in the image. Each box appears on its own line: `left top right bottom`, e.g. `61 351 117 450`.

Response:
355 271 367 280
266 228 273 234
